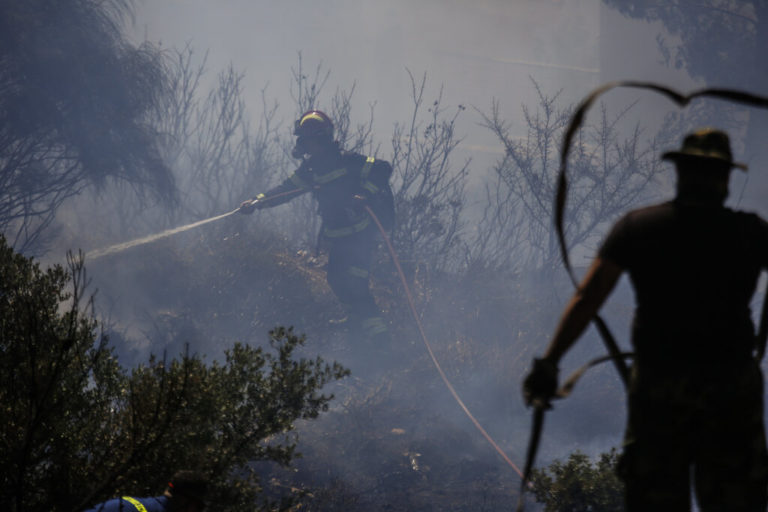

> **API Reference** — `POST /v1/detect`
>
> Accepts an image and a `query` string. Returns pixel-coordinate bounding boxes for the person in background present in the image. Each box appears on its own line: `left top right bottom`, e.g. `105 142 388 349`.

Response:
83 470 208 512
239 109 395 348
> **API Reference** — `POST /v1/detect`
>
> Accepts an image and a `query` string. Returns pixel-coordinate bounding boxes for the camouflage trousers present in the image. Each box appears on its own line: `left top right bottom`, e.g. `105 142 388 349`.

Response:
618 360 768 512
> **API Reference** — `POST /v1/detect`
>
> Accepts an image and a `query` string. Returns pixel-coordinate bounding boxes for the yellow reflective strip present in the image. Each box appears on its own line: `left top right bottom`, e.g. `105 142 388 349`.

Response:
122 496 148 512
323 217 371 238
360 156 378 193
347 266 369 279
361 156 375 179
300 112 326 126
314 167 347 184
290 173 311 189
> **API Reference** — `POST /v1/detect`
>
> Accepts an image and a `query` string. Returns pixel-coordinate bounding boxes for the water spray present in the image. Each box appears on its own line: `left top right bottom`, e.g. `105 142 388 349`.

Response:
83 190 525 484
84 188 307 261
85 208 242 261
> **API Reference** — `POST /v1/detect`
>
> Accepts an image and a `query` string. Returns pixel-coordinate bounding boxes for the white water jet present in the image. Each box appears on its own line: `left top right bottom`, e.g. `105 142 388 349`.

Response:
85 208 240 260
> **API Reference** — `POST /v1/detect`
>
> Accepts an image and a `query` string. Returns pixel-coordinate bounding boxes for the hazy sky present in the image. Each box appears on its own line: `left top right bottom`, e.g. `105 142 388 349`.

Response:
131 0 697 159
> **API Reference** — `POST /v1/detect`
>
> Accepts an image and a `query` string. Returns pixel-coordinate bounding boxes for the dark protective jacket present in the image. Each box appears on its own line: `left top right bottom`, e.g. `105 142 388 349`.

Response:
82 495 168 511
259 151 395 238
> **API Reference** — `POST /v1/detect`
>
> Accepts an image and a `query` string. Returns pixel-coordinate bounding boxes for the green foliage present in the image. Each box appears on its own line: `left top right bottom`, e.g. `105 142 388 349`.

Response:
108 327 349 512
0 237 116 511
0 235 347 511
530 449 624 512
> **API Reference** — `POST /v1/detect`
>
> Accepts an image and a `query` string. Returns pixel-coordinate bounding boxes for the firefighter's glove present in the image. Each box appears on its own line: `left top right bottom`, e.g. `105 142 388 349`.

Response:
522 357 559 409
238 194 265 214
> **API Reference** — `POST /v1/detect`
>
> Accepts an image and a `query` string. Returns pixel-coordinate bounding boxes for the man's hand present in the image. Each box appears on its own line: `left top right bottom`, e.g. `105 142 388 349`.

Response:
522 357 559 409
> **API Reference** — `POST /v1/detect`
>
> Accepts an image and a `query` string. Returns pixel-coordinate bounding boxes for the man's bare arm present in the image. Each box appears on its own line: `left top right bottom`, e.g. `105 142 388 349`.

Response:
542 257 624 365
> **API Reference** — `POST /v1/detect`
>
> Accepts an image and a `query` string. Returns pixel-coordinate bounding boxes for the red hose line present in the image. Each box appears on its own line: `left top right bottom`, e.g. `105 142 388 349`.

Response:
255 189 525 478
364 205 524 479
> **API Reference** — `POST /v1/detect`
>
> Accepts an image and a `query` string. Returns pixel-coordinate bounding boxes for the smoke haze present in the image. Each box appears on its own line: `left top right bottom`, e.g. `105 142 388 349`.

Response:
30 1 768 509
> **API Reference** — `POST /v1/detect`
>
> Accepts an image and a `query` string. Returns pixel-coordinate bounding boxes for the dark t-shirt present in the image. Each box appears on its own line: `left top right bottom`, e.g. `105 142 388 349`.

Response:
598 200 768 366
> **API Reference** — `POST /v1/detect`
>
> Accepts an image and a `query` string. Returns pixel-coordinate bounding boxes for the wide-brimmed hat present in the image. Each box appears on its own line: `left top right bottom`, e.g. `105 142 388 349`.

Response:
662 128 747 171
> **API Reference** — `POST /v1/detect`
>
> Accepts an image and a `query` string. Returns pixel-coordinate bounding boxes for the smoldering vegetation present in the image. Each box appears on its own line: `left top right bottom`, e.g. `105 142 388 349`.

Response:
49 48 667 509
5 1 768 510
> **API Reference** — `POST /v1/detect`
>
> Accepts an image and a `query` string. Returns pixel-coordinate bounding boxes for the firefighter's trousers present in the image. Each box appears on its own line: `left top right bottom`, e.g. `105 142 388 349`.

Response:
325 226 388 341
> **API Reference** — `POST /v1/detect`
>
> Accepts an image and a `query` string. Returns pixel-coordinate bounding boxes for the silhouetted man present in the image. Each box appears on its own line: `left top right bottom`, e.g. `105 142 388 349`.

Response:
83 470 208 512
239 110 395 346
523 128 768 511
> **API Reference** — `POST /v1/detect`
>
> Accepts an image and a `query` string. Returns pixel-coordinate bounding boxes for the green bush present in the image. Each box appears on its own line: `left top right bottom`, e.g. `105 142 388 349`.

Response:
0 236 347 511
530 449 624 512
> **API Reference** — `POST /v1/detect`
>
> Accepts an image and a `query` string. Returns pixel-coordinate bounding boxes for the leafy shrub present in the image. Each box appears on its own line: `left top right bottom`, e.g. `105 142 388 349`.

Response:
0 236 347 511
530 449 624 512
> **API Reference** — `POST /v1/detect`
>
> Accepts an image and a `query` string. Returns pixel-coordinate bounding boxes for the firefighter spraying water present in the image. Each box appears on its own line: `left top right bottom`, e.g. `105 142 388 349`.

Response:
239 110 395 350
86 110 396 356
82 108 523 481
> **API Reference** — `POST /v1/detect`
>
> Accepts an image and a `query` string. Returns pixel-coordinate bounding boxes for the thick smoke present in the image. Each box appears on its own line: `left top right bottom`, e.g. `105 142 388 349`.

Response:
38 1 768 510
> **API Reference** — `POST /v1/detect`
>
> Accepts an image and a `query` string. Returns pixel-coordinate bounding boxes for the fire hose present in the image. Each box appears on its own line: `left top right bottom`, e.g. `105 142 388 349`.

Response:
245 191 527 478
248 191 528 477
363 204 525 479
515 82 768 512
81 189 529 496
